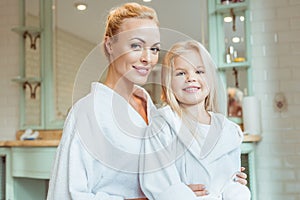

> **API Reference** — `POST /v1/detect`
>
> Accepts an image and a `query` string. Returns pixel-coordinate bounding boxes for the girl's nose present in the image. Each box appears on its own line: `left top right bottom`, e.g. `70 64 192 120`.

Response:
186 73 196 82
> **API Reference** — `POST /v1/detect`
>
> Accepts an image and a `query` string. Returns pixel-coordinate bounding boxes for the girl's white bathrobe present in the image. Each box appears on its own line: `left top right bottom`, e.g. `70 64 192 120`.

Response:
140 106 251 200
47 82 156 200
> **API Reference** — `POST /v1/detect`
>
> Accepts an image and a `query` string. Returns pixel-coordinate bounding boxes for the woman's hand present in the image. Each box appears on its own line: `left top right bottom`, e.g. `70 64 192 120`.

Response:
187 184 209 196
234 167 248 185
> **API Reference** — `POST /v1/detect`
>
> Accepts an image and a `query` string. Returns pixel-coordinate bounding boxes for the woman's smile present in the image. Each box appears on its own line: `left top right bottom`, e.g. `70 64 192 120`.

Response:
133 65 151 76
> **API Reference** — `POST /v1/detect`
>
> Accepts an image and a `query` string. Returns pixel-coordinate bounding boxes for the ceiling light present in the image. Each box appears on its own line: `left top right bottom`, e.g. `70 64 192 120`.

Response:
232 37 240 43
75 3 87 11
224 17 232 23
143 0 152 2
240 16 245 22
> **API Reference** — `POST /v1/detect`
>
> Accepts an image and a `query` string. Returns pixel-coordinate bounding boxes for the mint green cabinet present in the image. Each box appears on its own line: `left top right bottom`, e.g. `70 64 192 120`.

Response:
241 143 258 200
0 148 14 200
11 147 56 179
208 0 252 121
11 147 56 200
207 1 257 199
1 147 56 200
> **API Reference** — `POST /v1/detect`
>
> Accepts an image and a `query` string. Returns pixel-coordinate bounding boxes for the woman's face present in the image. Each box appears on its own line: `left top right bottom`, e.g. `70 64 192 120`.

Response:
107 18 160 85
171 50 210 107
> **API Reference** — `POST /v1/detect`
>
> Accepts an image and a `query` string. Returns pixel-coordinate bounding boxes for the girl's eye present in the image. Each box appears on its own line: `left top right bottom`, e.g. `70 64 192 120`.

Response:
175 71 185 76
196 70 205 74
150 47 160 54
131 43 142 50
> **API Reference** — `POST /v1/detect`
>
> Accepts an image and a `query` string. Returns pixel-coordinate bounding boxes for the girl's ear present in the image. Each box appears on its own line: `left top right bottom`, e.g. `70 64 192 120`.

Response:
104 36 113 55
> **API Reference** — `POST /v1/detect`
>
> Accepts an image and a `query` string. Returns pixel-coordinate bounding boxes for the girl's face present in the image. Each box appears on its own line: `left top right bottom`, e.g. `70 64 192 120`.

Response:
171 50 210 107
107 18 160 85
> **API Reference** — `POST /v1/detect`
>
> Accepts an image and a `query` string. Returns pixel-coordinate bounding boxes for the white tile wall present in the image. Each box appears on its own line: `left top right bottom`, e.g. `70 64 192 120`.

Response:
0 0 19 140
251 0 300 199
0 0 299 198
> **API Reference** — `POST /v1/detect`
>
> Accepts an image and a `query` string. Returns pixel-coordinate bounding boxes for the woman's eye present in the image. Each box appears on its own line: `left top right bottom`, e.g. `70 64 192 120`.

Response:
131 43 142 50
150 47 160 54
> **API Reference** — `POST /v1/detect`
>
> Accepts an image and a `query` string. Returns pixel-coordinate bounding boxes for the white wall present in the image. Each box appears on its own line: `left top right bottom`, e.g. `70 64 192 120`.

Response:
0 0 300 198
0 0 19 140
250 0 300 199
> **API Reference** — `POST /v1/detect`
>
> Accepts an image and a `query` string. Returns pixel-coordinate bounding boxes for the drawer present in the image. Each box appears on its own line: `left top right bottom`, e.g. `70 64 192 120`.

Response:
12 147 57 179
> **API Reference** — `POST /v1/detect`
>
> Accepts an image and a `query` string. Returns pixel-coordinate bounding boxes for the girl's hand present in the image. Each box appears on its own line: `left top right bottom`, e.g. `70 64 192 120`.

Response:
234 167 248 185
187 184 209 196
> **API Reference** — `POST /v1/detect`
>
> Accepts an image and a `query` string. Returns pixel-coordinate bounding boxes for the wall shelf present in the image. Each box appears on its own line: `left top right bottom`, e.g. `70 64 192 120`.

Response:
12 77 41 84
12 77 41 99
11 26 42 36
218 61 250 70
12 26 42 50
215 1 248 14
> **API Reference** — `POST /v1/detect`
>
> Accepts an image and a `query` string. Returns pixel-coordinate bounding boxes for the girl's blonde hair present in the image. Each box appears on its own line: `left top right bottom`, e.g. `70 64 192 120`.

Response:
161 40 220 116
103 2 159 58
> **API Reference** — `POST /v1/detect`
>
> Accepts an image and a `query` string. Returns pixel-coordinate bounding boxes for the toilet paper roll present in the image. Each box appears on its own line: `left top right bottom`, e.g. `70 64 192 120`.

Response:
242 96 261 135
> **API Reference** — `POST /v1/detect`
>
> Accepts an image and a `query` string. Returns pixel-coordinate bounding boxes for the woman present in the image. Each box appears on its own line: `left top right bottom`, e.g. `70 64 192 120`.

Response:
47 3 160 199
140 40 251 200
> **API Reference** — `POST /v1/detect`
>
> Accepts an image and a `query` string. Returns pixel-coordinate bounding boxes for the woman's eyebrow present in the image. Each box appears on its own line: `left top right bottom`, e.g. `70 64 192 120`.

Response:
130 38 160 46
130 38 145 43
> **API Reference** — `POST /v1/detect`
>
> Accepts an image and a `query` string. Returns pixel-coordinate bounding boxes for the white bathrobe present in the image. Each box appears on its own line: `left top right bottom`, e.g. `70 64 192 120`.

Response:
47 82 156 200
140 106 251 200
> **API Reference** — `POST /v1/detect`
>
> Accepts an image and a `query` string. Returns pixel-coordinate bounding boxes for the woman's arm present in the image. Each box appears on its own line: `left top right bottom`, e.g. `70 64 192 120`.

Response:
139 114 197 200
47 112 124 200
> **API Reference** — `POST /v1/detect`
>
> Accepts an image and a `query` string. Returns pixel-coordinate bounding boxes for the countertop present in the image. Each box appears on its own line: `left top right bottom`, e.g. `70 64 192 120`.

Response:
0 140 60 147
243 134 261 143
0 129 62 147
0 130 262 147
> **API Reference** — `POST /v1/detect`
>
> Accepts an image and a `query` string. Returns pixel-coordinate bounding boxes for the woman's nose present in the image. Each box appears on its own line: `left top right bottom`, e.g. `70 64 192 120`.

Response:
140 49 151 63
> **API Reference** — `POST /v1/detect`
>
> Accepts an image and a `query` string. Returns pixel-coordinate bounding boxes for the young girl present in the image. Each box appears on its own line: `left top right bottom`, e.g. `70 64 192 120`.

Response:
140 40 251 200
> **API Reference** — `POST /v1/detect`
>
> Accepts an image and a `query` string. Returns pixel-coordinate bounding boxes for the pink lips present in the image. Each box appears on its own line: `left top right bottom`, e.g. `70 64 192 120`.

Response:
133 66 150 76
183 86 200 93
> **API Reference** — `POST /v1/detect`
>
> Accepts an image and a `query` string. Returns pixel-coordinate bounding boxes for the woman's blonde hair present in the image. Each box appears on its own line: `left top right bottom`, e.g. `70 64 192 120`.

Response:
103 2 159 58
161 40 220 116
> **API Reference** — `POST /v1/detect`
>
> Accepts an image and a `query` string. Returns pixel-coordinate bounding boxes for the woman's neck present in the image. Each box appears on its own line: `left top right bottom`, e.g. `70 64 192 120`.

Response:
104 67 149 124
104 68 134 101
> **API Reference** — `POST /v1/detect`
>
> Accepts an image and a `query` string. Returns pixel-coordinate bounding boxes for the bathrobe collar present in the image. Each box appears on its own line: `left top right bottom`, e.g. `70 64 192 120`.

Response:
159 106 243 164
74 82 155 173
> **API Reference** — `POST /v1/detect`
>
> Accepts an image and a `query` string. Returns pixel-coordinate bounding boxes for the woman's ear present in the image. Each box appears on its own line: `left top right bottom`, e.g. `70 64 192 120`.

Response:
104 36 113 55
